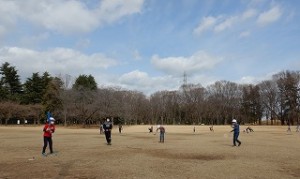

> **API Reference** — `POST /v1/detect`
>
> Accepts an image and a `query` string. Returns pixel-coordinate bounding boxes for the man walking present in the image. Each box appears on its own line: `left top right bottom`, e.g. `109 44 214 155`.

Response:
103 118 113 145
230 119 241 147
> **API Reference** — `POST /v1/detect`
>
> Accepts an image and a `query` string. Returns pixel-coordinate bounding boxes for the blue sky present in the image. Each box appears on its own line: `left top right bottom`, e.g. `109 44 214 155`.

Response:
0 0 299 95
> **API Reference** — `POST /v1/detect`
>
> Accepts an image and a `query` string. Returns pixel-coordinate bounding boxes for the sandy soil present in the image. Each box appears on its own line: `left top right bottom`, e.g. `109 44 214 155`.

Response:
0 125 299 179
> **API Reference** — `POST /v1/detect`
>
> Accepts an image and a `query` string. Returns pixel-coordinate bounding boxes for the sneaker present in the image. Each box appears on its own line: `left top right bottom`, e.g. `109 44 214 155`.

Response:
42 153 47 157
238 142 241 146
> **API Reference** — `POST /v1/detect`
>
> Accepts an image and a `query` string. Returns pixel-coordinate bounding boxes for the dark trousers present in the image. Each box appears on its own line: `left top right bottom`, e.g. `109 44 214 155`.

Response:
233 132 241 146
42 136 53 153
104 131 111 144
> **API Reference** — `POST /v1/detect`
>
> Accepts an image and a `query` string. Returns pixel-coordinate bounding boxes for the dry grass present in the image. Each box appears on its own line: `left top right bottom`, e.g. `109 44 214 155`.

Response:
0 125 299 179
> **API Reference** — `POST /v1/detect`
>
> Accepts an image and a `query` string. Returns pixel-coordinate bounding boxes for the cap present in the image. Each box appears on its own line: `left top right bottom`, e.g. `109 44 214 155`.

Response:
49 117 55 121
232 119 237 123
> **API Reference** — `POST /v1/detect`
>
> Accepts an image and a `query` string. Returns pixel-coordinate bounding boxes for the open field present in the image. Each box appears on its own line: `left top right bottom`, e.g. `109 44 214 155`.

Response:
0 125 299 179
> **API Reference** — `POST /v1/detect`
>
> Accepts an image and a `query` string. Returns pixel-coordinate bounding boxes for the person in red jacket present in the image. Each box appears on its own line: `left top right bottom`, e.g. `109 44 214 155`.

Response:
42 117 55 156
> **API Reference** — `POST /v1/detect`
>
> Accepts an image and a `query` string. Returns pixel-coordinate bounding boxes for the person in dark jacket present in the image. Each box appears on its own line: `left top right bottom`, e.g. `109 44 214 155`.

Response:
103 118 113 145
42 117 55 156
230 119 241 147
118 124 123 134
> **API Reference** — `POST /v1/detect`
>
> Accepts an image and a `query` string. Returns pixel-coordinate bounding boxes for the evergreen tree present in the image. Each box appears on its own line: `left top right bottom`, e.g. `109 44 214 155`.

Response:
0 62 23 101
22 73 44 104
42 78 63 118
73 74 97 91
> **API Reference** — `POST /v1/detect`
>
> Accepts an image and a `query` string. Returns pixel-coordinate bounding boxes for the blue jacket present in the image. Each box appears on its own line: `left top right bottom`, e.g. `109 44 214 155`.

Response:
232 123 240 133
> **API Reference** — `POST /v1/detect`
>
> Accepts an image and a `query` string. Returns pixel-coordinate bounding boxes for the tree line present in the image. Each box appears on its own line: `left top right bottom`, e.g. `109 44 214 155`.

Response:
0 62 299 126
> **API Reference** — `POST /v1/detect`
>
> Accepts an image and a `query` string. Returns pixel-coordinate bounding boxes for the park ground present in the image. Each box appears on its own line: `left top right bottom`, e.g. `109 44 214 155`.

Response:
0 125 299 179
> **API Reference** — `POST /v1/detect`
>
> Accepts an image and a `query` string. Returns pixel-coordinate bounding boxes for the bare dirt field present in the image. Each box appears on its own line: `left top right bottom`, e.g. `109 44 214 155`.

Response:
0 125 299 179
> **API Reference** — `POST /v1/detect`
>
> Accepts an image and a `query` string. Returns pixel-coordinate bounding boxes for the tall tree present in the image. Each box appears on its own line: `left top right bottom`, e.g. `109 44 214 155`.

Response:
241 84 263 124
42 78 63 121
0 62 23 101
73 74 97 90
259 80 280 125
22 73 44 104
274 71 298 125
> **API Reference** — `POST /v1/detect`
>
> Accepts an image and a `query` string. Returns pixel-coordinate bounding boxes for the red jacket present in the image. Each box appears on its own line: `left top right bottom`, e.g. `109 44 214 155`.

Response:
43 123 55 137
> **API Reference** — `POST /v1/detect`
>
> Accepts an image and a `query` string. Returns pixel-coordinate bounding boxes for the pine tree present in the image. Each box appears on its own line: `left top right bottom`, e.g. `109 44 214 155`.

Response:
0 62 23 101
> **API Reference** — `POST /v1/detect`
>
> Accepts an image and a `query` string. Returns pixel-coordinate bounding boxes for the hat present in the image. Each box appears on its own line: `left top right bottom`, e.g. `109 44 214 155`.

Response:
106 118 110 122
232 119 237 123
49 117 55 121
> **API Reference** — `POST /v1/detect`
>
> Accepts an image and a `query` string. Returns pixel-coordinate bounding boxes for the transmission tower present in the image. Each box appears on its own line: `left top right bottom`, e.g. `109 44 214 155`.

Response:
183 71 187 86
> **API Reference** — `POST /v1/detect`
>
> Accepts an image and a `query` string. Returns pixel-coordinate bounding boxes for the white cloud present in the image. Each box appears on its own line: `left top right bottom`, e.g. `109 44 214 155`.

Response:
0 46 118 80
195 8 257 35
0 1 19 37
97 0 143 24
257 6 282 26
151 51 222 75
238 76 257 84
0 0 144 35
193 16 218 35
119 70 149 86
118 70 181 95
242 9 257 20
237 71 279 85
214 16 238 33
239 31 251 38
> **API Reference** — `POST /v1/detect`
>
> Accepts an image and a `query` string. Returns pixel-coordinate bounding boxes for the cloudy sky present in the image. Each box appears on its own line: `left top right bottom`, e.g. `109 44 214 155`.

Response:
0 0 299 95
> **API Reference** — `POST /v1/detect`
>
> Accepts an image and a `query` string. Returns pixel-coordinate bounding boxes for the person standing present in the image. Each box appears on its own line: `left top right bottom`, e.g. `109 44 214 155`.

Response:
230 119 241 147
42 117 55 156
103 118 113 145
118 124 123 134
209 125 214 132
99 122 103 134
156 125 165 143
287 122 292 133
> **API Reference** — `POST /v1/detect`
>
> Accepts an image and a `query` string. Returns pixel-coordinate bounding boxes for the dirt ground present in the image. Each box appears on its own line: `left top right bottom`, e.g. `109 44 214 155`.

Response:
0 125 299 179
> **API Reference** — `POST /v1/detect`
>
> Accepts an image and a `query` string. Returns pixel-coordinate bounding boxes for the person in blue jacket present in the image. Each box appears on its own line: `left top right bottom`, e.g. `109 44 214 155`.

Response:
230 119 241 147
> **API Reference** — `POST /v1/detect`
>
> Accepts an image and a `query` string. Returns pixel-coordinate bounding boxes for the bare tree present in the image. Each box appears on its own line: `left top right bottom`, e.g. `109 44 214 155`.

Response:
274 71 298 125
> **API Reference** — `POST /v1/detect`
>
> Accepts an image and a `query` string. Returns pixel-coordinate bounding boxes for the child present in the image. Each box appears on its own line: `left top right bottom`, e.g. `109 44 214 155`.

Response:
42 117 55 156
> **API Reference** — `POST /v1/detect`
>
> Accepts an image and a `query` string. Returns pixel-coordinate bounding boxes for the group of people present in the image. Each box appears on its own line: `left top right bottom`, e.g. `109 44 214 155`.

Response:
41 117 246 156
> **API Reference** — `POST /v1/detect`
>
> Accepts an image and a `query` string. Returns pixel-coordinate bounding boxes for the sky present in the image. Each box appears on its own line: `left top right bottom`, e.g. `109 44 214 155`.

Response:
0 0 300 96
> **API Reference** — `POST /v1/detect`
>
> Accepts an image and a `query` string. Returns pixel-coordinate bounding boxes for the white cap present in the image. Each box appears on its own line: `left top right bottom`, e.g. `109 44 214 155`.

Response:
49 117 55 121
107 118 110 122
232 119 237 123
